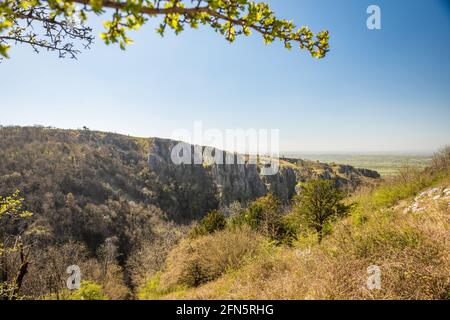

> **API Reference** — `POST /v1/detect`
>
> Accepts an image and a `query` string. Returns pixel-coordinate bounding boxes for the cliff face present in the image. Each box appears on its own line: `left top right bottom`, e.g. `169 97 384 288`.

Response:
148 138 380 211
208 159 298 205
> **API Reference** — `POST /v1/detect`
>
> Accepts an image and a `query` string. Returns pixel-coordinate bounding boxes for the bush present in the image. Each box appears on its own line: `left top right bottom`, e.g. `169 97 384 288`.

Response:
66 281 107 300
230 194 289 242
161 228 263 288
190 210 226 238
371 166 433 208
138 272 186 300
282 209 309 240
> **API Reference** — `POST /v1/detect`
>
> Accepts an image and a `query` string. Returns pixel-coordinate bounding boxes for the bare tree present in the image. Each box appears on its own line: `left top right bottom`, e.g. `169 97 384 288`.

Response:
0 1 93 59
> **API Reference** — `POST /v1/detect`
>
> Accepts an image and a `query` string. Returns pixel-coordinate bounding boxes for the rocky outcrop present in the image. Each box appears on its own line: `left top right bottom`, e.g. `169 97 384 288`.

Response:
403 186 450 213
147 139 380 214
147 138 298 208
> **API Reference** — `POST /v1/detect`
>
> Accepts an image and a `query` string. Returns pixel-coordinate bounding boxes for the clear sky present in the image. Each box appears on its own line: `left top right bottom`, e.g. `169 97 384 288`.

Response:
1 0 449 152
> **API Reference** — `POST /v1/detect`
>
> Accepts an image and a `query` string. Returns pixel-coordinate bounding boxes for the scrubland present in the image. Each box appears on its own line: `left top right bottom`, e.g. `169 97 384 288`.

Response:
139 148 450 300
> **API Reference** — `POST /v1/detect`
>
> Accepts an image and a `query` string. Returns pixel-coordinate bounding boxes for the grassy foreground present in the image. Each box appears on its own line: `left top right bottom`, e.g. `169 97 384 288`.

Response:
138 149 450 300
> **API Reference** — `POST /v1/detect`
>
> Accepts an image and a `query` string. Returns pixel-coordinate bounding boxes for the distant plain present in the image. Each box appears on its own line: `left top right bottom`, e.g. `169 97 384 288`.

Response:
283 152 434 177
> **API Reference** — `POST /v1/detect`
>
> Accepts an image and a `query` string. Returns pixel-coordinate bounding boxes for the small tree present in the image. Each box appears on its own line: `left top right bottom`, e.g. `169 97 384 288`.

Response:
294 180 349 242
232 194 288 241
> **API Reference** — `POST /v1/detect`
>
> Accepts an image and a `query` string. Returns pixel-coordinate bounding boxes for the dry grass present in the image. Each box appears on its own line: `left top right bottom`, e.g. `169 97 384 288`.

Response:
162 198 449 300
141 150 450 300
158 227 263 290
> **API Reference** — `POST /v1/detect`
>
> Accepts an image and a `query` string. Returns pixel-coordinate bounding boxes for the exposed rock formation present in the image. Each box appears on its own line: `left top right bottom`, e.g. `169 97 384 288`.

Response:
148 139 380 211
403 186 450 213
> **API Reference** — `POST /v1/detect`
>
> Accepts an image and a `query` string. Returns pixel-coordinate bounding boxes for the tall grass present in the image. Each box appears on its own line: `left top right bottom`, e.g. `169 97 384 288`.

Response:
350 148 450 225
163 199 449 300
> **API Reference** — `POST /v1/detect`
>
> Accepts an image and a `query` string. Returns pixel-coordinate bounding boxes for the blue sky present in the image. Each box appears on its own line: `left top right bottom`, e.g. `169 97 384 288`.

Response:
1 0 449 152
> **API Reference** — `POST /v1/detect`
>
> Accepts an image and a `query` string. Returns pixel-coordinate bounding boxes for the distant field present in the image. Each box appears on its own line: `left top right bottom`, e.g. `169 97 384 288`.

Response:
283 153 433 177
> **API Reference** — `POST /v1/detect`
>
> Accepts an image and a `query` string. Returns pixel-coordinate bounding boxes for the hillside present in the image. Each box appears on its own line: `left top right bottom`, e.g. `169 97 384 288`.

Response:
155 183 449 300
0 126 379 225
138 152 450 300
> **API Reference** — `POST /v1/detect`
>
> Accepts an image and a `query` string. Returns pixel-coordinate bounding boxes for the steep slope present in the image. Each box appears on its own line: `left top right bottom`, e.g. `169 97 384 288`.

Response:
147 181 450 300
0 126 380 223
0 126 380 262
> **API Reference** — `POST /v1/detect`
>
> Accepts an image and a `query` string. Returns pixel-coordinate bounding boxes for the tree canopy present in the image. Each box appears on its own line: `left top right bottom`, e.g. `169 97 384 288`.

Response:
294 179 349 242
0 0 330 59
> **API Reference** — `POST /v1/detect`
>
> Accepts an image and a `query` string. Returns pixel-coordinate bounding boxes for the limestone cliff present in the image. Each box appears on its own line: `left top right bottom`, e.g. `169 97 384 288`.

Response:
147 138 380 213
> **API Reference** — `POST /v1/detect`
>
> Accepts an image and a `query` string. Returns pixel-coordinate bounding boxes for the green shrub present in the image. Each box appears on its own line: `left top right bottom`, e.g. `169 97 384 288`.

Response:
67 281 107 300
281 208 318 244
138 272 186 300
357 162 450 212
372 167 433 207
230 194 289 242
190 210 226 238
351 213 423 259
